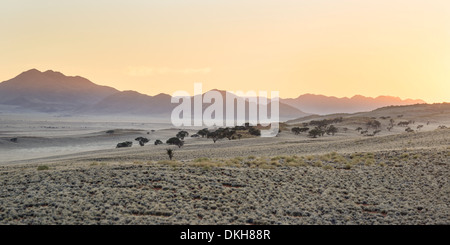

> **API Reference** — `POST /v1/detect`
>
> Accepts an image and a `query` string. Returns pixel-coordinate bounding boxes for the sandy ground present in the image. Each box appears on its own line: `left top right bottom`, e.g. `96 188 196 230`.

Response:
0 108 449 225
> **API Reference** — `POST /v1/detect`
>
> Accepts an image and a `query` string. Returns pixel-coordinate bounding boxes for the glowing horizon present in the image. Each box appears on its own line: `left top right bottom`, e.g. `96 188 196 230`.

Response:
1 0 449 103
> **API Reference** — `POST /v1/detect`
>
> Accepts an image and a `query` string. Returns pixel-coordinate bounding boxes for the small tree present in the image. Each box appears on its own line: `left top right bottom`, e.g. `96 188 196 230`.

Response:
248 127 261 136
135 137 149 146
154 139 163 145
326 125 338 136
224 129 236 140
308 128 322 138
292 127 309 135
291 127 301 135
166 149 174 160
176 130 189 140
167 137 184 148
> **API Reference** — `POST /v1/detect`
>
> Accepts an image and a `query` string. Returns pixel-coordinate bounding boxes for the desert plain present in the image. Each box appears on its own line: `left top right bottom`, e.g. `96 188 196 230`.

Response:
0 103 449 225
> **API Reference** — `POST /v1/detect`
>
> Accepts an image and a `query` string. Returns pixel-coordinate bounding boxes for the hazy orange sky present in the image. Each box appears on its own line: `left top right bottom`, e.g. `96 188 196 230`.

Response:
1 0 449 102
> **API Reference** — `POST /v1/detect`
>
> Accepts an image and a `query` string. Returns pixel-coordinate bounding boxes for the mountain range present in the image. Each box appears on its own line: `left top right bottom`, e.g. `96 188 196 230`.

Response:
281 94 425 115
0 69 426 120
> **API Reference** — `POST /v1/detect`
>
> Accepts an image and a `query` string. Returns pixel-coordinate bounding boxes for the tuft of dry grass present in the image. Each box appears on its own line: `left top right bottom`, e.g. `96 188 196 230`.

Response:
37 165 50 171
365 158 375 166
156 160 182 167
193 157 210 162
343 163 352 169
313 160 323 167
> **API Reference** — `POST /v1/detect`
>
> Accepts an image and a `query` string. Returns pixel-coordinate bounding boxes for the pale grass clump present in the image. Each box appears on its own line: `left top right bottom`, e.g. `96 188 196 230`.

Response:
351 156 363 165
37 165 50 171
190 161 219 170
343 163 352 170
270 160 281 167
305 155 315 161
313 160 323 167
412 154 421 159
157 160 181 167
338 159 350 166
365 158 375 166
319 155 331 162
90 161 108 166
234 156 244 162
271 156 282 161
222 159 240 167
285 157 306 167
226 158 243 167
365 152 375 158
285 156 297 163
329 153 347 164
248 159 269 168
193 157 210 163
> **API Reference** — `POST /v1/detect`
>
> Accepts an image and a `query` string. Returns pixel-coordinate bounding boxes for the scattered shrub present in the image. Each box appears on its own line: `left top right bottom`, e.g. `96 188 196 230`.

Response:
116 141 132 148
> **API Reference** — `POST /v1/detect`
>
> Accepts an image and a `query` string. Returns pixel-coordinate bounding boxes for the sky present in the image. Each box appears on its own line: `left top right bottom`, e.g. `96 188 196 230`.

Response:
1 0 449 103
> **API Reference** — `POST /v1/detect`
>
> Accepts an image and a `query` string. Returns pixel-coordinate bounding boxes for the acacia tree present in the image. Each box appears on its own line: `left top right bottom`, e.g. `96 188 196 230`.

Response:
207 131 220 143
197 128 209 138
292 127 309 135
308 128 323 138
326 125 338 136
135 137 149 146
176 130 189 140
248 127 261 136
167 137 184 148
225 129 236 140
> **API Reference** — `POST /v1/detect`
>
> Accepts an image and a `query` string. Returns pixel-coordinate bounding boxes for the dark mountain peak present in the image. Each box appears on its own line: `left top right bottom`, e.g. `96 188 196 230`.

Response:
0 69 119 112
14 68 42 79
23 68 41 74
154 93 172 99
